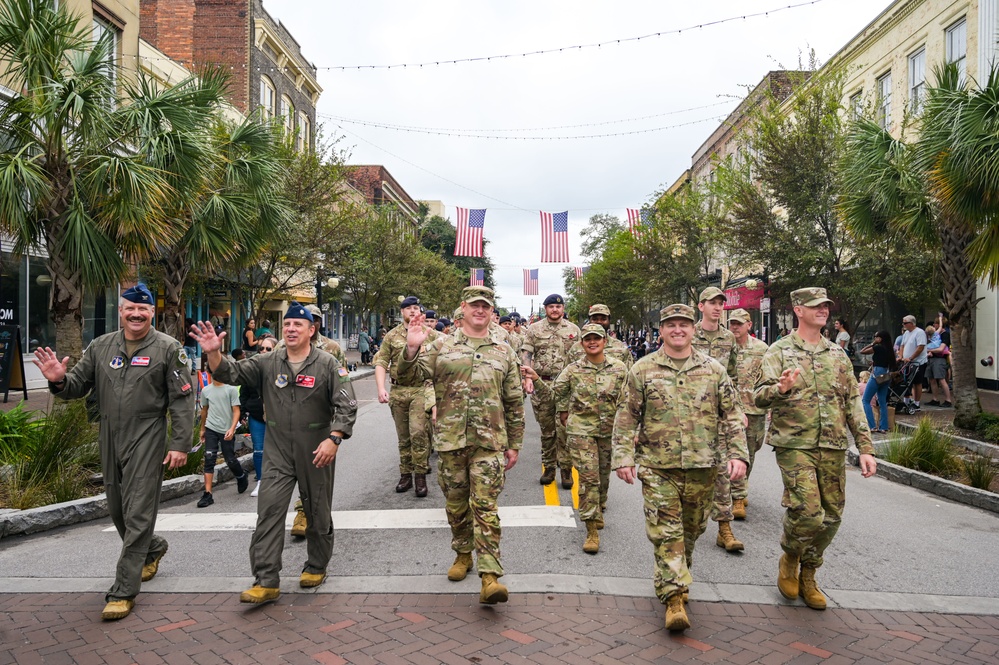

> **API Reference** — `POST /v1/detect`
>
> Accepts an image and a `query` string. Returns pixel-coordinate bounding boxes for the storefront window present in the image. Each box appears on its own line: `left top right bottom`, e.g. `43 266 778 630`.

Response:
28 256 55 351
0 252 26 346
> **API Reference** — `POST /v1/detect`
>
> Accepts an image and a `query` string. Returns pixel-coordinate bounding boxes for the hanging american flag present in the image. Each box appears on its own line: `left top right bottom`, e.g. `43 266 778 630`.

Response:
573 266 589 280
626 208 652 238
455 207 486 257
540 211 570 263
469 268 484 286
523 269 539 295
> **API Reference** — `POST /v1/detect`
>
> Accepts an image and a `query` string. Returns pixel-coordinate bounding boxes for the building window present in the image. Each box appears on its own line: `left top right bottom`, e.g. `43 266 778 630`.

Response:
92 15 120 103
298 112 311 152
259 76 276 119
877 71 892 129
281 95 294 134
947 18 967 83
849 91 863 119
909 47 926 114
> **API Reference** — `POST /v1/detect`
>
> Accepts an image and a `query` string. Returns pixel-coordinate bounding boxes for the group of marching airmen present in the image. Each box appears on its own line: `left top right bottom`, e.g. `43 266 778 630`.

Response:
33 281 876 633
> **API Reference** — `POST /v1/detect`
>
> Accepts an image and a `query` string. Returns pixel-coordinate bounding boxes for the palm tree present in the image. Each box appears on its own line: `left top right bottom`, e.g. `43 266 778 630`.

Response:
839 63 999 429
0 0 228 363
145 115 293 341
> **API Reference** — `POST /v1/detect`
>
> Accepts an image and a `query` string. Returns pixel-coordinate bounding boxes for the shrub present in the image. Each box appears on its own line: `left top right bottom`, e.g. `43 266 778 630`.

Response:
880 417 958 474
962 453 997 491
976 413 999 444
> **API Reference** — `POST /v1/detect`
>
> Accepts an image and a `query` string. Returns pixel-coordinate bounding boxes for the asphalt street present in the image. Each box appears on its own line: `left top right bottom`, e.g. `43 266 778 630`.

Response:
1 374 998 605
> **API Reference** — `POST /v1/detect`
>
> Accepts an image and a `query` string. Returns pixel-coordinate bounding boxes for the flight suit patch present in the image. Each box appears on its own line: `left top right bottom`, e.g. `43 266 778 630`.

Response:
131 357 150 366
275 373 289 388
110 357 124 369
296 375 316 388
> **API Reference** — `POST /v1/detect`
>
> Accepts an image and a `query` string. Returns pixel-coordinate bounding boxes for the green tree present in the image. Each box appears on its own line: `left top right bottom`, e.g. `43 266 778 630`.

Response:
713 68 936 324
839 63 999 428
0 0 227 362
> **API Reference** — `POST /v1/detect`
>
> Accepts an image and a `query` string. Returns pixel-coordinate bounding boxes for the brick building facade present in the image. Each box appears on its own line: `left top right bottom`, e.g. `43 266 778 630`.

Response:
139 0 320 151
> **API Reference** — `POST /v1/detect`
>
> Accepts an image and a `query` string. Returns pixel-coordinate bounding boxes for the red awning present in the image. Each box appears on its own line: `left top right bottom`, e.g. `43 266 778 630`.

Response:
724 285 765 310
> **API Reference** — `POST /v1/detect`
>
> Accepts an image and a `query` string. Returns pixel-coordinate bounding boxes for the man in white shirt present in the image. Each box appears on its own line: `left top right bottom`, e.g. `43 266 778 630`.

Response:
898 315 928 410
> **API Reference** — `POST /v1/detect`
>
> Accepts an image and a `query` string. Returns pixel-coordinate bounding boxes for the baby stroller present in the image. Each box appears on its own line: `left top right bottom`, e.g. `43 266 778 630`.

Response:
888 361 920 415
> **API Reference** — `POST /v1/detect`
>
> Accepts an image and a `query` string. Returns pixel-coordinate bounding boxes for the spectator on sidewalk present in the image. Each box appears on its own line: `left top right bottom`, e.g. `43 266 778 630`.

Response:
834 319 852 357
197 369 248 508
898 315 928 410
243 337 275 497
924 325 953 408
358 327 373 365
860 330 896 432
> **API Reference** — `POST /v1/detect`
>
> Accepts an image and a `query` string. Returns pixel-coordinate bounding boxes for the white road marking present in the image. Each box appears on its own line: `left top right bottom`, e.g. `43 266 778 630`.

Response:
106 505 578 532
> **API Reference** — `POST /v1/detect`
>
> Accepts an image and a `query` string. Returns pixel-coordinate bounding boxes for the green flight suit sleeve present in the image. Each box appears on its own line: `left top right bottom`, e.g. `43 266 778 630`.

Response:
165 342 195 453
212 353 264 391
329 359 357 439
52 341 99 399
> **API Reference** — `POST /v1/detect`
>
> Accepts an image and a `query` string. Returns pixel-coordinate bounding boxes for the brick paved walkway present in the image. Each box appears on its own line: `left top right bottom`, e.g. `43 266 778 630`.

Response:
2 592 997 664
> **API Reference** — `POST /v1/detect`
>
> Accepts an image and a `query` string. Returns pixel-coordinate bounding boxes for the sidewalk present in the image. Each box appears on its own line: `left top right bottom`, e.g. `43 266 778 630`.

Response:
2 591 997 664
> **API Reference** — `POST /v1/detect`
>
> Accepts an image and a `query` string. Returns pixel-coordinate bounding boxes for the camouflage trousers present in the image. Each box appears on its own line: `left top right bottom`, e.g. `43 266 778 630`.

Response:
775 447 846 569
567 434 611 522
638 466 715 603
530 381 570 469
710 463 734 522
389 385 430 474
437 447 506 576
731 414 766 501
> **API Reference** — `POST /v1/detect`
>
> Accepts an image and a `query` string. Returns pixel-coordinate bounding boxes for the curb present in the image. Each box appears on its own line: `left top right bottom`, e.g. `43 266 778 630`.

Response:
894 421 999 459
0 453 254 540
847 448 999 514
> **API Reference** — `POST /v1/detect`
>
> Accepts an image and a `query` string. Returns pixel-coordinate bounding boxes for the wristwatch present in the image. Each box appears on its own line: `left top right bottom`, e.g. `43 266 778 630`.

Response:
329 433 342 445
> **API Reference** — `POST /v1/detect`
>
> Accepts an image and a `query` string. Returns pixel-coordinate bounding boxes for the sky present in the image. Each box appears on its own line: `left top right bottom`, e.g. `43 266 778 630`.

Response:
267 0 890 316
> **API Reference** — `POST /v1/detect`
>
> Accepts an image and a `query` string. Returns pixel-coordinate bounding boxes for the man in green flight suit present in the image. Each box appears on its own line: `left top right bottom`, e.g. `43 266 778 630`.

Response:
613 303 748 632
398 286 524 605
33 283 194 621
754 287 877 610
190 301 357 604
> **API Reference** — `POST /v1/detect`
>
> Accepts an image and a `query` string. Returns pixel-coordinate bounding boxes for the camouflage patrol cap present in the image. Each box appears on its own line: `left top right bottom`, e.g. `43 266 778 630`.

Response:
588 303 611 316
453 307 464 321
728 308 751 323
305 304 322 317
580 323 607 338
461 286 495 306
659 303 696 323
698 286 726 303
791 287 834 307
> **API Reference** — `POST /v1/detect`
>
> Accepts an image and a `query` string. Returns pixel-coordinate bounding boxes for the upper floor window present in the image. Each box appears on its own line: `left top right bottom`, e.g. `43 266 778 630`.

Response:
849 91 863 119
877 71 892 129
947 17 967 83
259 76 276 119
92 15 120 101
297 112 311 152
909 47 926 114
281 95 294 134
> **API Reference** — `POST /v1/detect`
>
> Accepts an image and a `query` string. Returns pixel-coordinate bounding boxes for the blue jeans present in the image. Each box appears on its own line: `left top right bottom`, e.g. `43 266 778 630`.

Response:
863 367 891 430
248 416 266 480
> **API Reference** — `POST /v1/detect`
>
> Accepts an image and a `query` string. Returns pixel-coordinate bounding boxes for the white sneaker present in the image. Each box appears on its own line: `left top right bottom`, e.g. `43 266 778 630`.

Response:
251 481 260 497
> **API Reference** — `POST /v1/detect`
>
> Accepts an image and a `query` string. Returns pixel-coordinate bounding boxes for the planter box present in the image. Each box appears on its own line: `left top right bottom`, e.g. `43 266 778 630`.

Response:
848 448 999 514
0 454 253 539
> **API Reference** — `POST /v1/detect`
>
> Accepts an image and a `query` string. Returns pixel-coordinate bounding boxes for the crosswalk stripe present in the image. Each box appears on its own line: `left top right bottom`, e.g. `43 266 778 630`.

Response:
108 505 578 532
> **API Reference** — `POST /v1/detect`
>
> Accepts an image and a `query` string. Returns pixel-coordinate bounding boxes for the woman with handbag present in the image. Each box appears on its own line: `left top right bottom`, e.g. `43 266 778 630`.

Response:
860 330 897 432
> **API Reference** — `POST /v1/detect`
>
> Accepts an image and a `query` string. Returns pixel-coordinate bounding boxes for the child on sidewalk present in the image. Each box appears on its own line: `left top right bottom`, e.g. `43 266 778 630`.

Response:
197 369 247 507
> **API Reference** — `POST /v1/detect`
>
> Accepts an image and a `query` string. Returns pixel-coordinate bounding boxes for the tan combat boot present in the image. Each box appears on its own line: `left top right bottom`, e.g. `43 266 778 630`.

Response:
732 498 747 520
141 544 168 582
291 509 307 537
799 567 827 610
582 521 600 554
239 585 280 604
715 521 744 552
447 552 474 581
777 553 800 600
479 573 509 604
101 599 134 621
664 592 690 631
300 571 327 588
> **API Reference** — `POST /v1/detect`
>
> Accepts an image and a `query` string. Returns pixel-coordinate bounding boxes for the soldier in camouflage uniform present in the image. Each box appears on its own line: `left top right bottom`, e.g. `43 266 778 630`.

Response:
613 304 748 632
499 315 522 356
451 307 464 333
727 308 770 519
276 304 350 535
754 287 877 611
521 293 581 488
374 296 438 497
399 286 524 605
693 286 745 554
553 323 628 554
570 304 633 370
